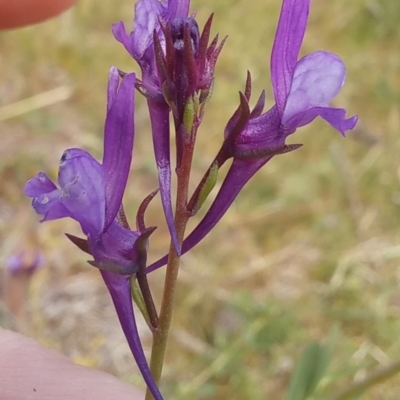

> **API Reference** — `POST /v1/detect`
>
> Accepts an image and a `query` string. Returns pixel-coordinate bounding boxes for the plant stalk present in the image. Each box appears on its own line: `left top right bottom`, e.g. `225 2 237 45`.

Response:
328 359 400 400
145 134 194 400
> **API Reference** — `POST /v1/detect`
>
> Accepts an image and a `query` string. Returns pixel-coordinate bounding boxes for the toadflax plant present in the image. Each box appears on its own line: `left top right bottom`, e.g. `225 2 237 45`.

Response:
25 0 357 399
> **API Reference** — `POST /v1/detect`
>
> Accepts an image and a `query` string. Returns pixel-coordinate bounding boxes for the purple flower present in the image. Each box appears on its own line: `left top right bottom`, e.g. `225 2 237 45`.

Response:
6 252 44 276
113 0 190 98
113 0 225 254
113 1 191 254
148 0 358 272
152 14 226 158
24 68 164 400
25 68 141 273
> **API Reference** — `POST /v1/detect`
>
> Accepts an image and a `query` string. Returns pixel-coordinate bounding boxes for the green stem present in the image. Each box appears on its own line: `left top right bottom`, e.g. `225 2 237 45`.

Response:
145 134 194 400
328 359 400 400
145 238 185 397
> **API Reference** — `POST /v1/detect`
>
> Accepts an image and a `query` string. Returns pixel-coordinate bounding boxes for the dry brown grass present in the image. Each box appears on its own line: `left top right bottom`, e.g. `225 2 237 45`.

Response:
1 0 400 398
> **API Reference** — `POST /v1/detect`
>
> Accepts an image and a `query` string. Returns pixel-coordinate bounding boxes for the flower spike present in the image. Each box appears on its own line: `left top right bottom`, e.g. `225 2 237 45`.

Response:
147 0 357 273
113 1 227 253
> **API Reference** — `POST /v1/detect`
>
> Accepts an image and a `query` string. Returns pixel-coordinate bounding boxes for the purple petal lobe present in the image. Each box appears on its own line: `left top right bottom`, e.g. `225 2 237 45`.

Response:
271 0 310 115
112 0 190 98
102 72 136 230
25 172 70 221
101 271 164 400
282 51 346 126
58 149 105 236
32 189 70 221
112 22 136 59
107 67 120 112
130 0 189 59
24 172 57 197
289 106 358 136
131 0 167 59
164 0 190 20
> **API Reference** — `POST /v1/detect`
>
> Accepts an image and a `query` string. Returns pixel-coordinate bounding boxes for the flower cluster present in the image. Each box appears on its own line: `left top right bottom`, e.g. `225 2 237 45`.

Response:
114 0 226 253
25 0 357 398
148 0 357 272
6 251 44 276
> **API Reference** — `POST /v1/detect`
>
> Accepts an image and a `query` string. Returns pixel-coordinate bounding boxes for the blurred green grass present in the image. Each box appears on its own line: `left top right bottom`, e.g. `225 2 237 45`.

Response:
1 0 400 398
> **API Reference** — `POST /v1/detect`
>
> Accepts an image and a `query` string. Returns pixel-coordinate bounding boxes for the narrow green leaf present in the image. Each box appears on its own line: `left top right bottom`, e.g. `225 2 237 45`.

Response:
193 161 218 213
183 96 195 134
286 342 331 400
130 276 152 329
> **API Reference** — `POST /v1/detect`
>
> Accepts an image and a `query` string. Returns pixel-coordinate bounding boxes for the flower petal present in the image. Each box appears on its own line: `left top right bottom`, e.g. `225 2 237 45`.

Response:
164 0 190 20
24 171 70 221
107 66 120 112
112 21 136 58
102 72 136 230
282 51 346 126
288 106 358 136
147 100 180 254
129 0 189 57
271 0 310 115
101 271 165 400
58 149 105 237
131 0 166 59
24 171 57 197
32 189 70 221
113 0 189 87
